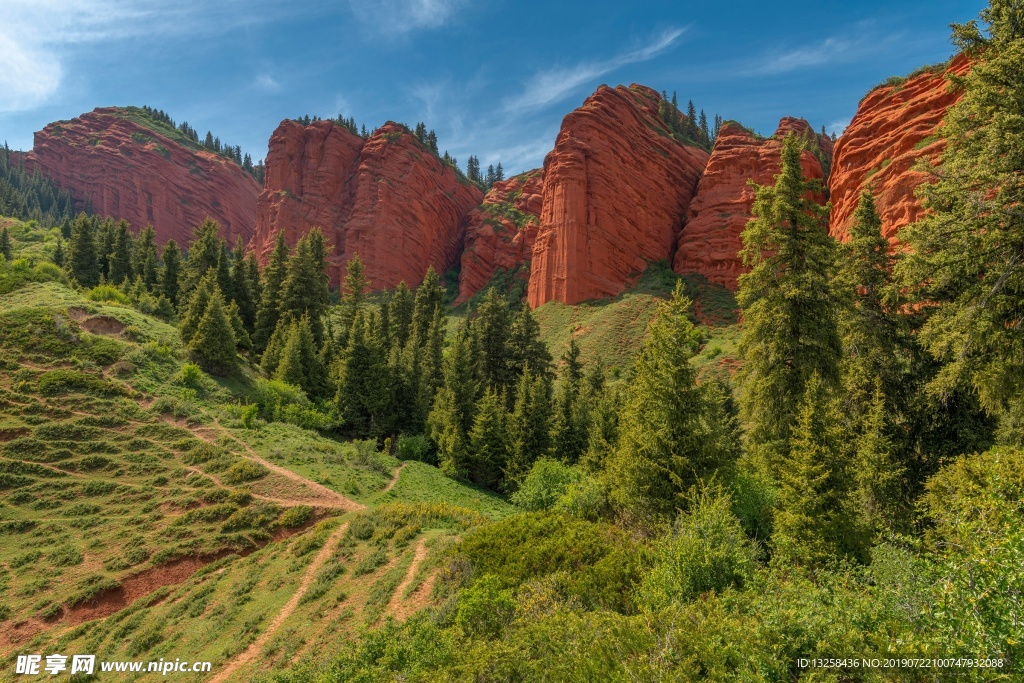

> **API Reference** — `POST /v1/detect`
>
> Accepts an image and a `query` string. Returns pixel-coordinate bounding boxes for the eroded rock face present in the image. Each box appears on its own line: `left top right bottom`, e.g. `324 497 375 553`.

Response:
526 85 710 307
456 170 544 304
21 107 261 246
674 117 830 289
252 120 482 290
829 56 970 242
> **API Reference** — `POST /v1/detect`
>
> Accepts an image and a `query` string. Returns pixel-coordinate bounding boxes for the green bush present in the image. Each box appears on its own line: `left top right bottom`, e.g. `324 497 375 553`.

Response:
86 285 129 304
396 434 434 463
635 492 758 611
49 544 84 567
223 459 269 484
279 505 313 528
456 574 515 638
38 370 127 396
457 512 640 613
511 458 581 511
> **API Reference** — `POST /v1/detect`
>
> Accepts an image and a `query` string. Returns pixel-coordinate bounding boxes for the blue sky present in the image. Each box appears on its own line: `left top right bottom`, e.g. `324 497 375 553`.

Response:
0 0 983 175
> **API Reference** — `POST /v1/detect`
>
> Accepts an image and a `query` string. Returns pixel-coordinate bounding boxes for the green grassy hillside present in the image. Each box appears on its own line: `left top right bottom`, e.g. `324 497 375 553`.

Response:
0 273 513 679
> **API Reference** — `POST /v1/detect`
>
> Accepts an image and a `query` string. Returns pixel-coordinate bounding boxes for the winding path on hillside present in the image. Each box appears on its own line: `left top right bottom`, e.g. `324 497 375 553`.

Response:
195 417 365 512
382 462 407 493
208 522 350 683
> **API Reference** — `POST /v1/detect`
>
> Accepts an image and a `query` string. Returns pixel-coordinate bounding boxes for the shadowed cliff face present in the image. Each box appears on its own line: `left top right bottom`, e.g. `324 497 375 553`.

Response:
829 55 970 243
674 117 830 290
526 84 709 308
456 171 544 304
251 120 482 290
21 107 261 247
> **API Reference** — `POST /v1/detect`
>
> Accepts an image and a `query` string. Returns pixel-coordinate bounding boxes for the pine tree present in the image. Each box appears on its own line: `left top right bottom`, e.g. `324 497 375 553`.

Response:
135 225 159 290
467 388 508 489
390 281 414 348
67 214 99 287
231 240 257 333
181 218 222 299
253 233 289 352
737 133 838 472
608 282 735 521
215 241 233 303
160 239 183 306
898 2 1024 423
475 288 513 392
411 266 444 344
773 372 868 565
52 238 65 267
188 284 237 374
485 164 496 188
227 300 251 351
495 162 504 182
506 371 552 485
279 228 330 343
97 219 114 280
179 274 214 346
276 321 307 389
108 220 134 285
335 311 390 437
550 336 587 463
429 319 480 476
508 304 552 380
833 192 905 435
699 110 710 150
686 100 698 140
338 253 369 348
0 227 11 260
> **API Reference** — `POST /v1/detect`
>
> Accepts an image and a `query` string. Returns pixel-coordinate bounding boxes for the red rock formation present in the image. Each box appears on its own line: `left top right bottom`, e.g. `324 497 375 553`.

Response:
21 107 260 246
674 117 830 289
456 170 544 304
829 55 970 242
252 120 483 290
527 85 710 308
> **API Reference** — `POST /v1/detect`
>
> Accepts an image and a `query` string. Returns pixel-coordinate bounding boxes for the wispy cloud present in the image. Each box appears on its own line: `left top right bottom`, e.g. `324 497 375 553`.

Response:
346 0 467 35
827 117 851 136
254 73 283 94
0 0 287 112
506 26 687 114
745 31 904 76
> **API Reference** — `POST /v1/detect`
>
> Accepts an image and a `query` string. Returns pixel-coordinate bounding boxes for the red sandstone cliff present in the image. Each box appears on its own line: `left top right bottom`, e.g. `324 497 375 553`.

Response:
527 85 710 308
674 117 830 289
21 107 260 246
829 55 970 242
252 120 482 290
456 170 544 304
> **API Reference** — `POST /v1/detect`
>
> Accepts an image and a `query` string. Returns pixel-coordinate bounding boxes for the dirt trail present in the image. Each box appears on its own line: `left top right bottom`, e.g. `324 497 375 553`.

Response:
208 522 350 683
381 462 407 494
194 418 364 512
387 538 429 620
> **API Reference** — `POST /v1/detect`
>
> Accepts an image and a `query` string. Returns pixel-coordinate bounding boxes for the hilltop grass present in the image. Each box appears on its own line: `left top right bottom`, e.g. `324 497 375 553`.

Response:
534 262 739 378
371 460 516 519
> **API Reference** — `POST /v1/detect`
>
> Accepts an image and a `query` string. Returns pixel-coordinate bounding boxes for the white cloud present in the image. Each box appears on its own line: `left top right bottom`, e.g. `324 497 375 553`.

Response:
0 33 62 112
255 73 283 94
0 0 288 112
827 117 851 136
746 31 903 76
506 27 687 114
346 0 467 34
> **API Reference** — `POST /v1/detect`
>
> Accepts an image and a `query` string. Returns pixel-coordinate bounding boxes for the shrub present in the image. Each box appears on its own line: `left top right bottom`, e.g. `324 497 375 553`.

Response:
49 544 84 567
175 362 207 389
38 370 126 396
511 458 581 511
279 506 313 528
86 285 129 304
635 492 758 611
554 476 610 521
456 574 515 638
396 434 434 463
223 459 269 485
